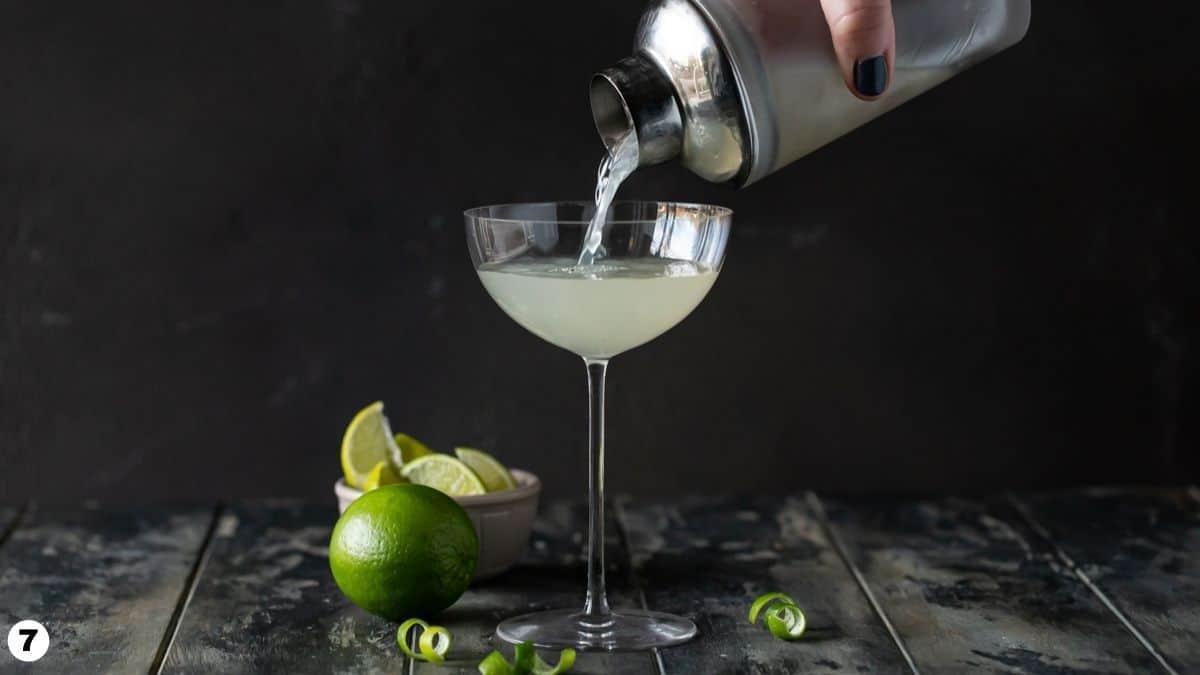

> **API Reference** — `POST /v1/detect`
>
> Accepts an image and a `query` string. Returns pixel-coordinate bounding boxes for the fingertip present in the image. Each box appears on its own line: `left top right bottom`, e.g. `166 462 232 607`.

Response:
820 0 897 101
852 54 889 99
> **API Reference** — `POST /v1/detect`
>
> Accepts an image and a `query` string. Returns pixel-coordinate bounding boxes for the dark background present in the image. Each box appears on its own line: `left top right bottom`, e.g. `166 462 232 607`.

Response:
1 2 1195 503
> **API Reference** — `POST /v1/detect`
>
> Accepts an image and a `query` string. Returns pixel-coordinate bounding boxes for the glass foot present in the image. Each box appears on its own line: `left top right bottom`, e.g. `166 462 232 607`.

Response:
496 609 697 651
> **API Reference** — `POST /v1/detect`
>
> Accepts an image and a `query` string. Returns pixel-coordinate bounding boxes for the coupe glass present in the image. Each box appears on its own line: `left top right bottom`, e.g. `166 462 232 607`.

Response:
465 201 731 650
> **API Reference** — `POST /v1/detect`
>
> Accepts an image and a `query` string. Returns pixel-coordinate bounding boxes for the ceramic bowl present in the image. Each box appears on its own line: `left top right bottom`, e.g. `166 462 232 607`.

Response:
334 469 540 580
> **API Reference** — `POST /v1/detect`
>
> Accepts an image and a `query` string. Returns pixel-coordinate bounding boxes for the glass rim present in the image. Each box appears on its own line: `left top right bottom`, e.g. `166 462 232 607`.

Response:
463 200 733 226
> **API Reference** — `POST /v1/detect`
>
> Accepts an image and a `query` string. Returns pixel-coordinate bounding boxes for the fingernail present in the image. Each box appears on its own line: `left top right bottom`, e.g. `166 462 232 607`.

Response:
853 55 888 97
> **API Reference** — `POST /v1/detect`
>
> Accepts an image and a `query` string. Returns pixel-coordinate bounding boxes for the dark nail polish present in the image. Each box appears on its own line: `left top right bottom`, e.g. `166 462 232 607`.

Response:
853 55 888 97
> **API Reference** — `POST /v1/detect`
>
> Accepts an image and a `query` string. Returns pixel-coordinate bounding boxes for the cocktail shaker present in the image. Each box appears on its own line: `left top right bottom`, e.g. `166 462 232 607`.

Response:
590 0 1031 186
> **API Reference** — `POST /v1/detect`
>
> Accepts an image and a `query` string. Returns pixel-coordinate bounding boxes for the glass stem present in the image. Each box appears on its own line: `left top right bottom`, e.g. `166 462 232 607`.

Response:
581 357 612 623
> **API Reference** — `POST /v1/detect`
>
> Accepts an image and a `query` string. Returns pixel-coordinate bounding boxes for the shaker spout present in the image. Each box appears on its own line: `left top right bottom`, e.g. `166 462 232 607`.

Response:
590 55 683 168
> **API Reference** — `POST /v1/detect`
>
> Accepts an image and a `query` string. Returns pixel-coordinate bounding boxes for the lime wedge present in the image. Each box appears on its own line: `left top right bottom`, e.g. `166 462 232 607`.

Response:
454 447 517 492
341 401 402 489
401 455 487 496
392 433 435 467
362 460 406 491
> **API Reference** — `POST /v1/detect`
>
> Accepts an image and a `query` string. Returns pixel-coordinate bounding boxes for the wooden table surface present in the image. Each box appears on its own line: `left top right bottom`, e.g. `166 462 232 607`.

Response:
1 488 1197 674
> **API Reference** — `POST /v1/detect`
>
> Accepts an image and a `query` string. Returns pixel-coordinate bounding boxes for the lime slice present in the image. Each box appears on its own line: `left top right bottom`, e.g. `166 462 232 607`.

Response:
341 401 402 489
392 433 435 467
362 460 405 491
401 455 487 496
454 447 517 492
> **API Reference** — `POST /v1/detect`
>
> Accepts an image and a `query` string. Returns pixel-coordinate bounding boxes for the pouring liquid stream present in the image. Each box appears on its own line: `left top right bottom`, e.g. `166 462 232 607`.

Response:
577 129 639 266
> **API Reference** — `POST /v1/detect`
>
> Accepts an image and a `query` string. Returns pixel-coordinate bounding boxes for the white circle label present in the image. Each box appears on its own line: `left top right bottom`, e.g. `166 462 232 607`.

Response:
7 620 49 662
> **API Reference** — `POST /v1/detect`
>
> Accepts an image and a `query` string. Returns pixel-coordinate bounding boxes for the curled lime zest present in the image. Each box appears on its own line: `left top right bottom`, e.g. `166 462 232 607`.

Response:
749 592 807 641
397 618 428 660
477 650 516 675
748 592 797 625
419 625 451 664
513 641 536 671
397 618 452 663
477 641 576 674
764 603 807 641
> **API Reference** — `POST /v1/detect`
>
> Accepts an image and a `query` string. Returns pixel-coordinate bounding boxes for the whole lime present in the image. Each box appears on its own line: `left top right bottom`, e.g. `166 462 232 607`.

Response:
329 484 478 620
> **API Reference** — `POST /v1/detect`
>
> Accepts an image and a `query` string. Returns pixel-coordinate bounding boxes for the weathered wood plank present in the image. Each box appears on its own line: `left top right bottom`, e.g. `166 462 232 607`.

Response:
1016 488 1200 673
0 502 216 674
162 501 403 674
618 495 906 675
821 495 1160 674
411 501 656 675
164 500 653 675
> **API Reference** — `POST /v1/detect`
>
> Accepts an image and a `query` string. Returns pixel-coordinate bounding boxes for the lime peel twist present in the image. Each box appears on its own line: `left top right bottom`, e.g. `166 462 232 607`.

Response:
749 592 807 641
398 618 452 664
477 640 576 674
478 651 514 675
